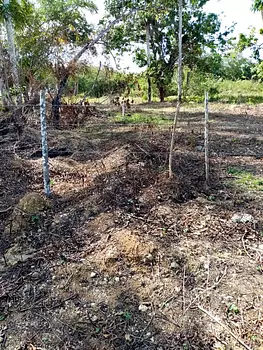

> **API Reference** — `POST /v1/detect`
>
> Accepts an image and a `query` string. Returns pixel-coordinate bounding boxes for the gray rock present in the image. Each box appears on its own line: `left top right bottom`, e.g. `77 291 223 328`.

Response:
231 213 254 223
195 145 204 152
170 261 179 269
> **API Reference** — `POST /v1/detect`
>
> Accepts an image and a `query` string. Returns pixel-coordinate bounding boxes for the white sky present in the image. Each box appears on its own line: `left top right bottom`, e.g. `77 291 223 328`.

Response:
89 0 263 72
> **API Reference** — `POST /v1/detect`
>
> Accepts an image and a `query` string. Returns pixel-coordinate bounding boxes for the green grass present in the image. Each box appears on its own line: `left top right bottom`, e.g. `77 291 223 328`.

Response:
184 80 263 105
113 113 172 125
227 167 263 191
212 80 263 104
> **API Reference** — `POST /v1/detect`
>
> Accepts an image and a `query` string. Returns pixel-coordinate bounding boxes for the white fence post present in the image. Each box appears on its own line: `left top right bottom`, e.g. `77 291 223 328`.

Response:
40 90 51 197
204 91 209 188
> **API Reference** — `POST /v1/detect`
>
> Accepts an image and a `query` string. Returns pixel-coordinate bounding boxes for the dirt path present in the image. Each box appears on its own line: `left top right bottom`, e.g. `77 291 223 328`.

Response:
0 103 263 350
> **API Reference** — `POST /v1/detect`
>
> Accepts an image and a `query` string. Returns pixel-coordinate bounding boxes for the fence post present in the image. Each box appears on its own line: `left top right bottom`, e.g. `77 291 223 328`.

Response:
204 91 209 189
40 90 51 197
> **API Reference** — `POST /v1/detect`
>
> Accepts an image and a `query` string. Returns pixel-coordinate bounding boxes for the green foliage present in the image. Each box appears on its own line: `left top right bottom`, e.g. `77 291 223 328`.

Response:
105 0 226 101
15 0 97 91
184 70 219 99
39 0 96 44
252 0 263 11
196 52 255 80
68 66 135 98
0 0 33 28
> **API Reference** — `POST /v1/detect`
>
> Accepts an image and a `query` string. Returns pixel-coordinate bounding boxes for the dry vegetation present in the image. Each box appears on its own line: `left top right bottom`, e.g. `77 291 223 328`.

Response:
0 101 263 350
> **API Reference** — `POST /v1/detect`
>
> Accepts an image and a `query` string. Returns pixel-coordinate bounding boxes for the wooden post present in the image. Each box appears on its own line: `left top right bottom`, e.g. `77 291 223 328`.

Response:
40 90 51 197
204 91 209 188
121 100 126 117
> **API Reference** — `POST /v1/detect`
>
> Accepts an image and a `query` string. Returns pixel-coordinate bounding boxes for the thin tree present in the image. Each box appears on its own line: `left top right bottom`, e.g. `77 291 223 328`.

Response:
3 0 20 104
168 0 183 178
146 19 152 103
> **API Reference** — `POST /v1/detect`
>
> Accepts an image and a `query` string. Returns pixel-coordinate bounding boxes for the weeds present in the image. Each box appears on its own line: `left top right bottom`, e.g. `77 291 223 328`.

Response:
114 113 171 125
227 167 263 191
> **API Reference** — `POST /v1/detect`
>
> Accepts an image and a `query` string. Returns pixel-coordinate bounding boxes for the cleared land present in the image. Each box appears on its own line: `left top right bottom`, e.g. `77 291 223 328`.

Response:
0 101 263 350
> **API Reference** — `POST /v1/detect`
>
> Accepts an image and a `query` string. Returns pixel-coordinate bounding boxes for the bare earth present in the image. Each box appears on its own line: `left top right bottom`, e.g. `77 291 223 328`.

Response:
0 102 263 350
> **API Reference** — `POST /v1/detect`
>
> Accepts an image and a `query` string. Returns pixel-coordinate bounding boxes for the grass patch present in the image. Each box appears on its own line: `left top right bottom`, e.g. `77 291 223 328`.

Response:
227 167 263 191
113 113 172 125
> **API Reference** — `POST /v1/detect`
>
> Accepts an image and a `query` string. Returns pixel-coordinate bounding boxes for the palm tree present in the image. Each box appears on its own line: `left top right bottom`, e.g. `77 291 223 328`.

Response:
0 0 32 105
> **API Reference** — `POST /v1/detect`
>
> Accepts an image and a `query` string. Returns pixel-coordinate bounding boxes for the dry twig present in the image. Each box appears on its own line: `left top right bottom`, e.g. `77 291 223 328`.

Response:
197 305 252 350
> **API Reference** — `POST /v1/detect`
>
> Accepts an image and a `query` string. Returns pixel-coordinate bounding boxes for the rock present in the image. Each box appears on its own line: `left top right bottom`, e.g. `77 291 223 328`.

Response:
145 253 153 262
195 145 204 152
139 304 149 312
231 213 254 223
170 261 179 269
125 334 132 342
30 271 41 280
114 276 120 282
0 336 4 344
7 192 51 235
17 192 51 215
91 315 98 322
4 244 36 266
90 272 96 278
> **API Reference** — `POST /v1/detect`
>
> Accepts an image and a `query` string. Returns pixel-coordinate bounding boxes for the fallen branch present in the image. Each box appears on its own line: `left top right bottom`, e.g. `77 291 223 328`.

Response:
0 206 12 214
197 305 252 350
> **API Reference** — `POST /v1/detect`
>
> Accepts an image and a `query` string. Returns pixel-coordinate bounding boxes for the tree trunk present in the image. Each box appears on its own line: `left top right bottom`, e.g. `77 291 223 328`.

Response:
146 21 152 103
52 73 69 128
168 0 183 178
159 86 165 102
4 0 21 104
0 39 9 107
147 77 152 103
51 16 124 127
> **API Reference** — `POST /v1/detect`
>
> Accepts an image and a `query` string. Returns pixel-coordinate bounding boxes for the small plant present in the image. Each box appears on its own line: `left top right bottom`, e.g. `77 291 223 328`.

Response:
123 311 132 320
50 179 55 186
0 314 6 321
31 214 40 224
227 303 240 315
256 265 263 273
250 335 257 342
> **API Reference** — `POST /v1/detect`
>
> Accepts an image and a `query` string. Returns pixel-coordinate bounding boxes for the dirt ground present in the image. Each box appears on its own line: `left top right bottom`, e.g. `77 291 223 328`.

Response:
0 102 263 350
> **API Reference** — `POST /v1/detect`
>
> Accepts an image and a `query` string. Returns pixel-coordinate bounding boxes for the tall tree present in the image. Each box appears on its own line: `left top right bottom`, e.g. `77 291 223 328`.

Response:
3 0 19 101
105 0 224 102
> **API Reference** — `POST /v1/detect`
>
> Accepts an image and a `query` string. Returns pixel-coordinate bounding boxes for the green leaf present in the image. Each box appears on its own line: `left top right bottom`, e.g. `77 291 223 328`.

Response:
123 311 132 320
0 314 6 321
31 215 39 223
228 303 239 314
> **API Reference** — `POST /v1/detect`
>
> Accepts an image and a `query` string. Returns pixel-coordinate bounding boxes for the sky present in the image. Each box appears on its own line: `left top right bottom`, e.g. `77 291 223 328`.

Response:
89 0 263 72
